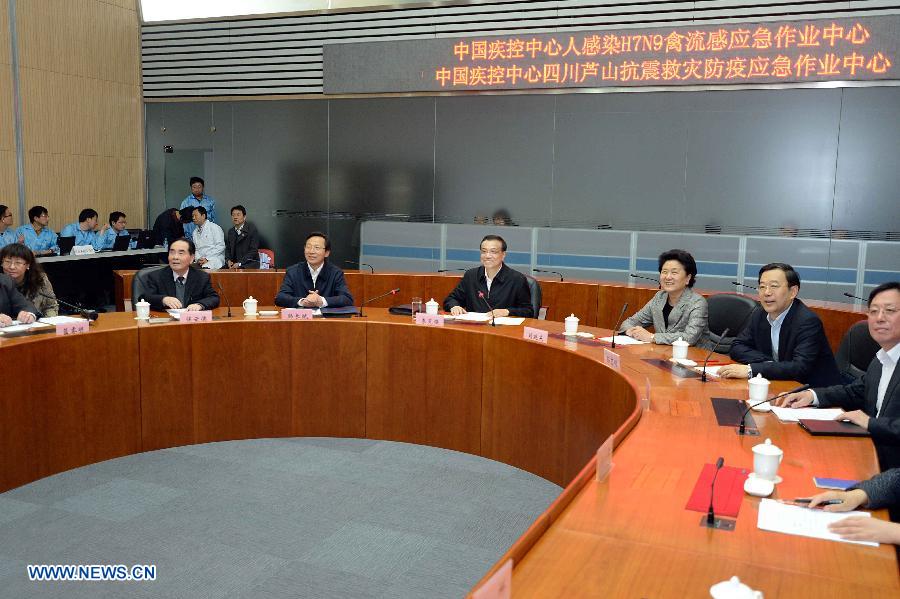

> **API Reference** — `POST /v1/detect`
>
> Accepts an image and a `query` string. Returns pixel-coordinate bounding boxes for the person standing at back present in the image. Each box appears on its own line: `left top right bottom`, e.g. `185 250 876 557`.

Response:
180 176 217 238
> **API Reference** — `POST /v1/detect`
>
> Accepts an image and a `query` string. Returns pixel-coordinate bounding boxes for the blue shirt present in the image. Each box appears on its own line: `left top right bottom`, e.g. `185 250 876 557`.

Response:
60 223 105 251
180 194 217 238
0 228 17 248
17 224 58 253
767 300 794 361
96 227 130 250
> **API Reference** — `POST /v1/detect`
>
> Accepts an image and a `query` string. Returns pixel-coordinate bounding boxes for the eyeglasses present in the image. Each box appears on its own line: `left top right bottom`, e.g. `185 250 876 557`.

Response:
1 213 11 219
868 306 898 318
758 283 783 292
2 259 26 268
304 244 325 252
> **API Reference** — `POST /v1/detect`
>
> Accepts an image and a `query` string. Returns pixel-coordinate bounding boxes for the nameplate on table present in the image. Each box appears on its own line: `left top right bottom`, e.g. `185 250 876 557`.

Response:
603 348 621 369
523 327 548 343
55 320 89 335
180 310 212 323
71 245 95 256
472 559 511 599
282 308 314 320
415 312 445 327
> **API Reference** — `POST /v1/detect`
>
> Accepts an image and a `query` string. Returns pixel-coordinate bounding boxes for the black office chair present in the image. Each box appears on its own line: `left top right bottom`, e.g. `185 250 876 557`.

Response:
835 320 879 380
131 265 167 310
707 293 759 354
525 275 543 320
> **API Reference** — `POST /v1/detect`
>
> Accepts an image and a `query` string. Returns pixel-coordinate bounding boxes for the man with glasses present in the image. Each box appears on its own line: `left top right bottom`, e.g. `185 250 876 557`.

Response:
275 232 353 308
718 262 840 386
0 205 23 249
777 282 900 515
17 205 57 256
443 234 533 318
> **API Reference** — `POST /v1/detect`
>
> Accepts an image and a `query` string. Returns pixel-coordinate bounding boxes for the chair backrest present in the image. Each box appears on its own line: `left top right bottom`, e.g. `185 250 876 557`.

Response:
131 265 168 310
525 275 542 319
258 248 274 269
706 293 759 353
835 320 879 380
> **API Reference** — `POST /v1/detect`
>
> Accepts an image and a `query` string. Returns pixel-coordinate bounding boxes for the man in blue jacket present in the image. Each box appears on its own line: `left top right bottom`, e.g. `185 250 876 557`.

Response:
275 232 353 308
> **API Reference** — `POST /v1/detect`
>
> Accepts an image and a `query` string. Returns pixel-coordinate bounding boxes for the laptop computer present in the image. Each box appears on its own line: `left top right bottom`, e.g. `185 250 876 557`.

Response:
111 233 131 251
56 236 76 255
134 230 156 249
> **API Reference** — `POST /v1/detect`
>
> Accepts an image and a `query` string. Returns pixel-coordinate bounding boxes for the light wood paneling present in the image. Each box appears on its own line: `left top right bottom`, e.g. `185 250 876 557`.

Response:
14 0 144 227
0 3 17 206
0 150 16 207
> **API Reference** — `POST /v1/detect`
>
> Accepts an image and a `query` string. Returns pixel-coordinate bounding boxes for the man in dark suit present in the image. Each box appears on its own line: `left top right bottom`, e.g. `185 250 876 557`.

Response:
0 272 37 326
719 262 840 387
275 232 353 308
443 234 533 318
778 282 900 477
140 238 220 312
225 205 260 269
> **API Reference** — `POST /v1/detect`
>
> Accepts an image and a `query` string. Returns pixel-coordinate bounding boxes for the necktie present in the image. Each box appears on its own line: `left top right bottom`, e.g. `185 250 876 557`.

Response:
176 276 186 304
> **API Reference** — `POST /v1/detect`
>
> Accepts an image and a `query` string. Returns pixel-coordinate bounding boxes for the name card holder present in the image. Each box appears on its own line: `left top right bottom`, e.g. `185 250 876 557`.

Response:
180 310 213 323
56 320 89 336
523 327 548 343
596 435 614 482
415 313 445 327
71 245 96 256
603 348 621 369
282 308 314 320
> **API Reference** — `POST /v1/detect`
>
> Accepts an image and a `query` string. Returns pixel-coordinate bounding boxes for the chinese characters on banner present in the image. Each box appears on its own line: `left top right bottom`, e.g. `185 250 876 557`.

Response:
322 16 897 93
437 22 891 89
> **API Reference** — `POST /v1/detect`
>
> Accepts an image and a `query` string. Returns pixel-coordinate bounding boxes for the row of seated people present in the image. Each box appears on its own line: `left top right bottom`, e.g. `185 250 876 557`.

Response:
0 205 131 256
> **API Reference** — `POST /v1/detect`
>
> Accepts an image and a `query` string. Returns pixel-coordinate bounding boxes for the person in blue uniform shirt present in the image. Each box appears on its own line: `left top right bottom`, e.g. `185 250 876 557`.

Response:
180 176 217 238
97 211 130 249
0 205 23 248
275 232 353 308
61 209 108 250
17 205 58 256
717 262 841 387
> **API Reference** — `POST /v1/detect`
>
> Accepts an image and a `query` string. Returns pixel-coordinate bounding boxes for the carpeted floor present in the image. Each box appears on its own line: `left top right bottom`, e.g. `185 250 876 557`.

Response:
0 438 560 598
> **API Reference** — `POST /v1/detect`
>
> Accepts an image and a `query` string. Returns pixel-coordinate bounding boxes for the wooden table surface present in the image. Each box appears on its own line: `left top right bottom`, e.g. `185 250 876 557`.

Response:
1 308 894 596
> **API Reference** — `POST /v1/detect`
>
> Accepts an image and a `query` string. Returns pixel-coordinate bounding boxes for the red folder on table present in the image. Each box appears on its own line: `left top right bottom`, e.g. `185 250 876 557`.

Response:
685 464 750 518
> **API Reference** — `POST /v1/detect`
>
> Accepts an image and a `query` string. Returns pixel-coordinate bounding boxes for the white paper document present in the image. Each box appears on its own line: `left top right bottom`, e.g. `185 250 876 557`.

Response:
38 316 84 325
0 321 51 333
770 407 844 423
694 365 722 377
446 312 492 322
757 498 877 547
492 317 524 326
598 335 646 345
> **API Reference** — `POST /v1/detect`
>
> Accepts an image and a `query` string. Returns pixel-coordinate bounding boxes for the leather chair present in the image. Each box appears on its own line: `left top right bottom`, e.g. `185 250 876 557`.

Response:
525 276 542 320
835 320 879 380
707 293 758 353
131 265 168 309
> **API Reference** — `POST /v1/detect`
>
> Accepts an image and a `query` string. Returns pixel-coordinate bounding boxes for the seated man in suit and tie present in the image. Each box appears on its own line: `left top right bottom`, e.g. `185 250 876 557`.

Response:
139 238 220 312
225 205 260 269
718 262 841 387
275 232 353 308
443 234 533 318
777 282 900 479
0 272 37 326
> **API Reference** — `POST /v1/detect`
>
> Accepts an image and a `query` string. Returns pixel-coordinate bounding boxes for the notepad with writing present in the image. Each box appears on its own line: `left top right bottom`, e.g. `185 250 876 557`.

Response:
685 464 750 518
757 498 877 546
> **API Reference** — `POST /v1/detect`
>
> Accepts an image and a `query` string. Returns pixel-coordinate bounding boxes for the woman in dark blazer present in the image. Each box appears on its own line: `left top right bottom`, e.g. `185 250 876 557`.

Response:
619 249 713 349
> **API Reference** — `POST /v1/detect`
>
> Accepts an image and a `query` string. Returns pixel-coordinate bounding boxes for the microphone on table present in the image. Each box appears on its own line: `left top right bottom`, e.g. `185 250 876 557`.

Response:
731 281 758 291
477 291 496 327
532 268 563 282
610 303 629 349
357 287 400 318
437 268 466 273
215 282 232 317
843 291 866 302
706 457 726 528
344 260 374 274
738 384 810 436
630 273 660 287
40 292 99 321
700 327 730 382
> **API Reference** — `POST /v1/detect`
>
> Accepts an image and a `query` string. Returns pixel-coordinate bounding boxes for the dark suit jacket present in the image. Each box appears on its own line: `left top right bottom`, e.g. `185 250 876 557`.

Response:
730 300 841 387
0 273 37 318
142 266 220 311
275 261 353 308
816 354 900 473
225 221 260 268
443 263 533 318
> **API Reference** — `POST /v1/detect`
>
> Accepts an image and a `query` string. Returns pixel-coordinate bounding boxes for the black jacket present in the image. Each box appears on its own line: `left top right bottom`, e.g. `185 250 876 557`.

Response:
141 266 220 311
225 221 260 268
0 273 37 318
275 261 353 308
443 263 533 318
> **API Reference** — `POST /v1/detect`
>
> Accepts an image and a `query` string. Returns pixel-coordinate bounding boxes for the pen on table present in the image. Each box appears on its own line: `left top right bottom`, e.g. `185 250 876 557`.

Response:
789 498 844 506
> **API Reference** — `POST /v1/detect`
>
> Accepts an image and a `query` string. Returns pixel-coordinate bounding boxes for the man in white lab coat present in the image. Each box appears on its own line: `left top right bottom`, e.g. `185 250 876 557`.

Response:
191 206 225 270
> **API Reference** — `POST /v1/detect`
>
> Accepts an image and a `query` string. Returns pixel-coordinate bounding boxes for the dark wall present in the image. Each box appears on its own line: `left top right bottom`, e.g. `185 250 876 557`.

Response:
144 86 900 266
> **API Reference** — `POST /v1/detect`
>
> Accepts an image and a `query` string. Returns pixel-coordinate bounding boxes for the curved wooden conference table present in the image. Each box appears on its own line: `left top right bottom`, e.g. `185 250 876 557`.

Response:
4 275 896 597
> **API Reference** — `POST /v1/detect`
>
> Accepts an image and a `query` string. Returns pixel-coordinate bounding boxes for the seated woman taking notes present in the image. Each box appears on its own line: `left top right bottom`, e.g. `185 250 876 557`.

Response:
619 249 713 349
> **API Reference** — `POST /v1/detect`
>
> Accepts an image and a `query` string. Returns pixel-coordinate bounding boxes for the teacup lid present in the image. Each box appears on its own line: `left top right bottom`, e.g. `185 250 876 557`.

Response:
136 298 149 304
752 438 782 455
749 373 769 384
673 337 688 346
426 298 438 305
709 576 762 599
247 296 255 300
566 313 578 320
